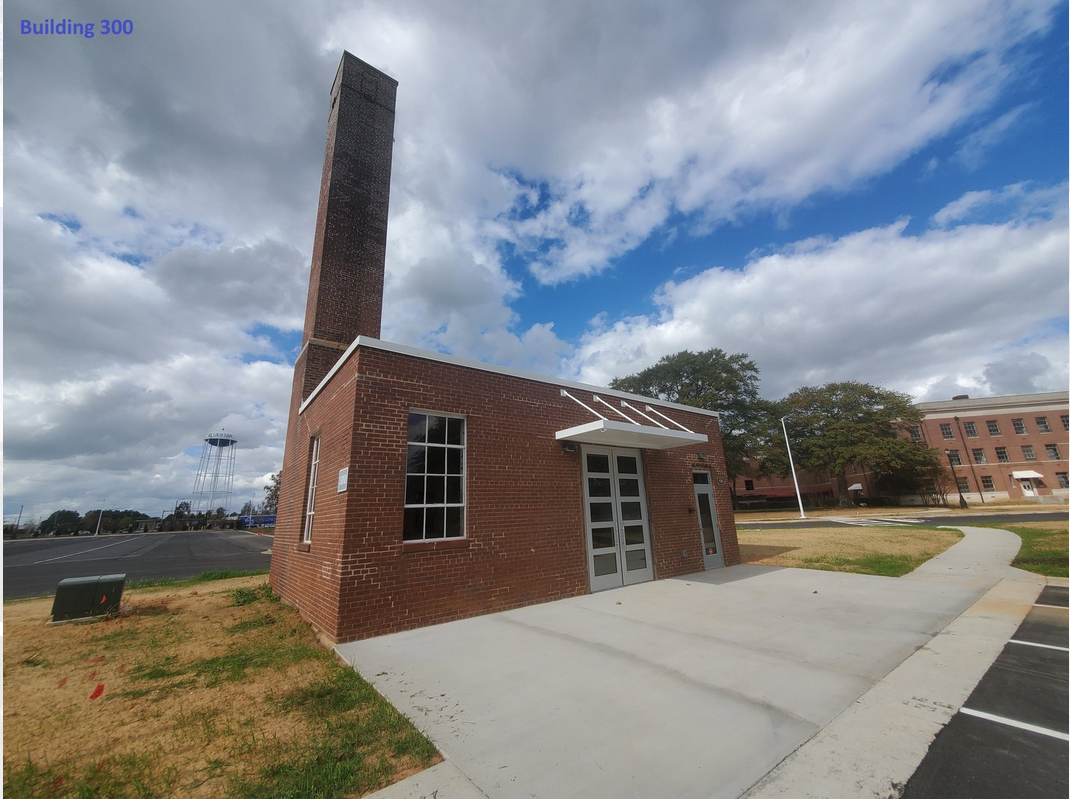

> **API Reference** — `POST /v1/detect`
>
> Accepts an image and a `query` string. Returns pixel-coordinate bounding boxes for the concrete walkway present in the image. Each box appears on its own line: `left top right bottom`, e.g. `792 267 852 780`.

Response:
338 527 1043 799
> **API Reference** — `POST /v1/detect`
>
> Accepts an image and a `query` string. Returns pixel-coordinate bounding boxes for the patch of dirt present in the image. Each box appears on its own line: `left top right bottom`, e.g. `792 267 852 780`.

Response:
737 526 962 569
3 576 434 796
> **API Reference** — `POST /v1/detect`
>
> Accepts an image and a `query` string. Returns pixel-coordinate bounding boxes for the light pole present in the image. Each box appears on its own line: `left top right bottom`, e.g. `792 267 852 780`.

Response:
93 504 105 536
781 415 806 519
944 450 968 509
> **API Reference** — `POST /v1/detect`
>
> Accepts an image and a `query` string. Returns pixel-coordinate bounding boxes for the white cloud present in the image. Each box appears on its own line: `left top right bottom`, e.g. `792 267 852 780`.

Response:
564 185 1069 400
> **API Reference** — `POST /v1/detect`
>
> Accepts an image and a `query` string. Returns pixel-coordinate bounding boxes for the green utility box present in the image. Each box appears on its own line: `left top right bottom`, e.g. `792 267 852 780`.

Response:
51 574 126 621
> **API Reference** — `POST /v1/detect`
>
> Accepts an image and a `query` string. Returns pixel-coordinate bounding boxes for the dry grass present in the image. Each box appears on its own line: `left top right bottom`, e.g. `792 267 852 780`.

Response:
3 576 439 797
738 525 964 576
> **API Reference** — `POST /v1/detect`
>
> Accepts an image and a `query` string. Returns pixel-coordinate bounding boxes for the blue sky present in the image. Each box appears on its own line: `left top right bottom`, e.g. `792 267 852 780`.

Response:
3 0 1067 521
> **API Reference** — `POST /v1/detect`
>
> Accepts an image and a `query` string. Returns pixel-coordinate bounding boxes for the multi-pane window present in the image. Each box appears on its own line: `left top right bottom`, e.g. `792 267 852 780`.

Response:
971 448 986 464
1035 417 1051 433
1012 418 1026 434
404 412 465 541
1061 415 1069 432
956 477 970 492
302 436 321 544
985 420 1001 436
1057 473 1069 489
1022 445 1037 461
981 476 995 491
947 450 962 466
908 426 922 443
744 479 755 491
1045 444 1060 460
940 423 954 440
963 422 978 437
995 447 1009 463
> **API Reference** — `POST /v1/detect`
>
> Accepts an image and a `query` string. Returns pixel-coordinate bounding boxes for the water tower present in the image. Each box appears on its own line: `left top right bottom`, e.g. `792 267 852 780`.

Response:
190 431 237 515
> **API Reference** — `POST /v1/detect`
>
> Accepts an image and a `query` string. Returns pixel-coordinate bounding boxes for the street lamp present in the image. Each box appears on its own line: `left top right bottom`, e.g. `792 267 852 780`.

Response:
781 415 806 519
943 450 968 509
93 503 105 536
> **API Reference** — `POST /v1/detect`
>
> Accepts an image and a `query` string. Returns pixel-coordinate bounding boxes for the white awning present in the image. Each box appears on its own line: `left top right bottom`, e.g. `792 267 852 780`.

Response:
1011 470 1044 480
847 483 864 491
555 419 707 450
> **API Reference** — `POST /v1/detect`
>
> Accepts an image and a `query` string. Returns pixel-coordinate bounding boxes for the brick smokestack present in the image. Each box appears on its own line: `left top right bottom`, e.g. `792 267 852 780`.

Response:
296 52 398 400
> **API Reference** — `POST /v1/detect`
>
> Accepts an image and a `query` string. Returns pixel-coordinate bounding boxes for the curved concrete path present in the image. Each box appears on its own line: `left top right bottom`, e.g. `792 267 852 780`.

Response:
339 526 1043 799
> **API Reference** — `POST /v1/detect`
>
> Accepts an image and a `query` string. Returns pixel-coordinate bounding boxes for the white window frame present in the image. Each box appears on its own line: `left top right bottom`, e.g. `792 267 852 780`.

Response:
971 448 986 464
1022 445 1037 461
985 420 1001 436
940 423 954 440
981 475 995 491
995 447 1009 463
1035 416 1052 433
963 422 978 438
1012 418 1026 435
302 436 321 544
1045 444 1060 460
403 410 466 542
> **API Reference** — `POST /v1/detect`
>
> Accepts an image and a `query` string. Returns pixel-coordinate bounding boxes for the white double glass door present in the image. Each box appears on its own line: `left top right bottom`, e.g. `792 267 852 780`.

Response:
582 446 654 591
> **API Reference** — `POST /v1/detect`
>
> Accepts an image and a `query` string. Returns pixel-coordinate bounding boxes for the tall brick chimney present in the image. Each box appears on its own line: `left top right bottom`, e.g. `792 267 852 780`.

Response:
295 52 398 401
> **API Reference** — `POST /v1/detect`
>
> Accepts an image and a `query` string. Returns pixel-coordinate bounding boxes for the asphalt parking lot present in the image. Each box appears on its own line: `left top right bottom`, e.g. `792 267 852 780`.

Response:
2 530 273 599
902 584 1069 799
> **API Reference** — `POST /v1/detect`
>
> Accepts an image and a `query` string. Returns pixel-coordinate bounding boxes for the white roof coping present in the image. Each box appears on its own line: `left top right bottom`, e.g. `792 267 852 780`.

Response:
299 336 721 420
555 419 708 450
916 391 1068 415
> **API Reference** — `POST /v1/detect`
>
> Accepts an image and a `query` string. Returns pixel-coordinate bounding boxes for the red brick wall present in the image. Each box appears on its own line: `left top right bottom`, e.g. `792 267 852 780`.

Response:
272 344 739 643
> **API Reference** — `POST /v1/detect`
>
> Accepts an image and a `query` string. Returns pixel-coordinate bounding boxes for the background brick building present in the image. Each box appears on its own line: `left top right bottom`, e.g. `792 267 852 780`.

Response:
269 53 738 644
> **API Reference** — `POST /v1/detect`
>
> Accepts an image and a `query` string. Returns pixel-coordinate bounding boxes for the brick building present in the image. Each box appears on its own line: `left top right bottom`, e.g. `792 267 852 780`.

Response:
910 392 1069 504
269 53 738 644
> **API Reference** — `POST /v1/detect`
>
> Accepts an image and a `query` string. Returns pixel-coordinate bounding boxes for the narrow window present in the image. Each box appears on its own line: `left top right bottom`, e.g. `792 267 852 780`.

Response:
302 436 321 544
971 448 986 464
1057 473 1069 489
995 447 1009 463
744 479 755 491
981 476 995 491
404 411 466 541
947 450 962 466
1022 446 1037 461
908 426 922 443
985 420 1001 436
1045 444 1060 460
1012 418 1026 435
1035 417 1052 433
956 477 970 492
1061 415 1068 432
963 422 977 437
940 423 954 440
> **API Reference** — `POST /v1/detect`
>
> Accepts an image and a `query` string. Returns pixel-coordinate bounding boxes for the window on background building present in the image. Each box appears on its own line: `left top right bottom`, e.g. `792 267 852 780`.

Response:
1012 418 1026 434
940 423 954 439
981 476 995 491
744 479 755 491
947 450 962 466
963 422 978 437
986 420 1001 435
1061 415 1069 432
971 448 986 464
908 426 922 442
957 477 970 492
1057 473 1069 489
1023 446 1037 461
1045 444 1060 460
996 447 1009 463
404 411 466 541
302 436 321 544
1035 416 1052 433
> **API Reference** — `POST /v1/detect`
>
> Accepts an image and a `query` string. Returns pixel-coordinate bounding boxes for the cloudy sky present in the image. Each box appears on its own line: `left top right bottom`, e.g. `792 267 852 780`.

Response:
4 0 1067 522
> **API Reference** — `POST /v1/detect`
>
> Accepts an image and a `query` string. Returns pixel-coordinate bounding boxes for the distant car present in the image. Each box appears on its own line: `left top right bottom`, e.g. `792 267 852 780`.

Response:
76 529 92 536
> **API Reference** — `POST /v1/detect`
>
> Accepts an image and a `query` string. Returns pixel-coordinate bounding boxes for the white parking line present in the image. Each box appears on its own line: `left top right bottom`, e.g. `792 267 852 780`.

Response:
1008 639 1069 652
1034 603 1068 609
959 708 1070 742
31 536 144 565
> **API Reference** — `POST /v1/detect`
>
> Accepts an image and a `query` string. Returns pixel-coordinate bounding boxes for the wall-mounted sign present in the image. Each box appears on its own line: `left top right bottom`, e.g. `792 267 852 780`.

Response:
716 476 726 486
337 467 349 493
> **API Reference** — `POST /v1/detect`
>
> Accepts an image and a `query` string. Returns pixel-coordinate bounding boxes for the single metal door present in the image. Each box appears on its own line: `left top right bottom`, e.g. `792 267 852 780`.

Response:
693 471 724 569
582 446 655 591
1021 479 1036 497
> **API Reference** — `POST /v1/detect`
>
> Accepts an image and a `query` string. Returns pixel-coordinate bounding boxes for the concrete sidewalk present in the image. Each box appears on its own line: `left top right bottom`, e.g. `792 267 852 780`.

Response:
340 526 1041 799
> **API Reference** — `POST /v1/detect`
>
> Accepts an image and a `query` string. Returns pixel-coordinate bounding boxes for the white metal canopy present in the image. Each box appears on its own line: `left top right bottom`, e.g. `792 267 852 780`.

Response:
1011 470 1044 479
555 419 708 450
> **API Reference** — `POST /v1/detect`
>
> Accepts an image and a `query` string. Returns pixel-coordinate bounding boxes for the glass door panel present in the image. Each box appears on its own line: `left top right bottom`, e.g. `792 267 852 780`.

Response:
582 446 654 590
693 471 724 569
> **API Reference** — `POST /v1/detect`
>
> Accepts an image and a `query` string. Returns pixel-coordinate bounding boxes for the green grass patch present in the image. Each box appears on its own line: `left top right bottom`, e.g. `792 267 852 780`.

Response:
126 570 268 590
801 552 940 577
5 750 178 798
977 522 1069 578
226 613 278 634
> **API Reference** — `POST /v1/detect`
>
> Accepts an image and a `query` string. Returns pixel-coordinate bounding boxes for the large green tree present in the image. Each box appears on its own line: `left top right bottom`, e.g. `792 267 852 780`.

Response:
778 381 928 507
610 349 770 491
261 472 280 515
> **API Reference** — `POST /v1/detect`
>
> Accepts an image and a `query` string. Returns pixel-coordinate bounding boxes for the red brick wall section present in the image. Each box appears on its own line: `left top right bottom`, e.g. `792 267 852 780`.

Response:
277 346 740 643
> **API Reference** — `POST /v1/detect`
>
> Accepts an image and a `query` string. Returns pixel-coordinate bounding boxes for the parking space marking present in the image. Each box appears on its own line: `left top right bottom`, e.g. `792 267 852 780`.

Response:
30 536 145 565
1033 603 1068 609
959 708 1070 742
1008 639 1069 652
